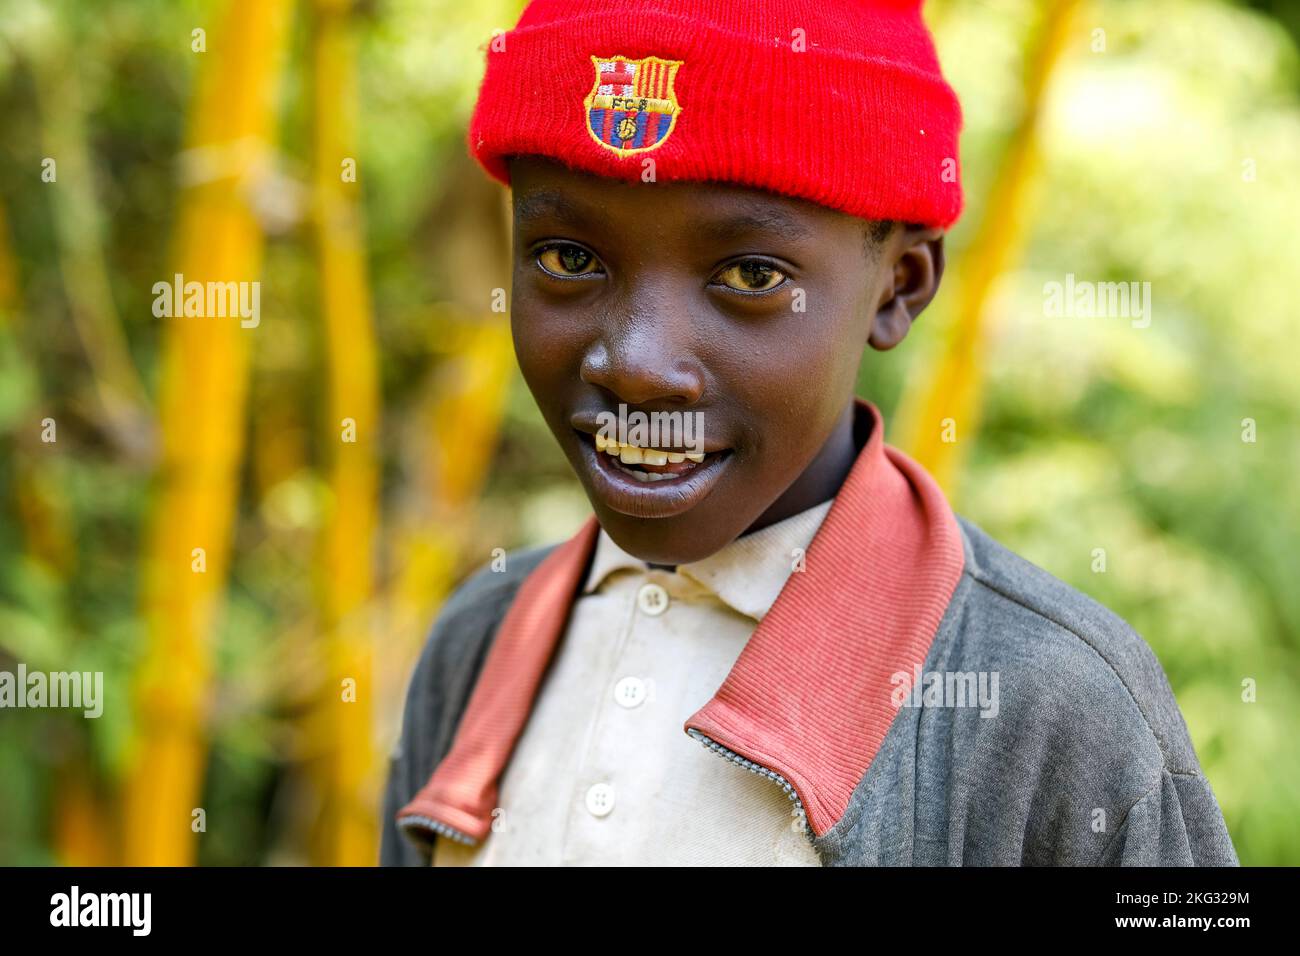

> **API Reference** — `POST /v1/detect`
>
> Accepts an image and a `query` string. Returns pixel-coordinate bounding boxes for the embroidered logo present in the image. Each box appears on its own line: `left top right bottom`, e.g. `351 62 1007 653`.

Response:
583 55 683 156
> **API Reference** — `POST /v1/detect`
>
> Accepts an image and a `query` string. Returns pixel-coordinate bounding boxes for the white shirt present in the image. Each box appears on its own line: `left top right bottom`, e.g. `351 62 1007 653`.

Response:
433 499 834 866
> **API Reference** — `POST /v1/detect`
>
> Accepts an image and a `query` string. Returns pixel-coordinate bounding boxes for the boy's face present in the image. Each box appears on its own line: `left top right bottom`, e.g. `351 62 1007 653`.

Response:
507 155 944 565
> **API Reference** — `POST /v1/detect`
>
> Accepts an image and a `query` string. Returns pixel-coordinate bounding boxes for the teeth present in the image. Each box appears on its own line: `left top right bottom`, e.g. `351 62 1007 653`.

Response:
593 433 712 466
595 431 717 468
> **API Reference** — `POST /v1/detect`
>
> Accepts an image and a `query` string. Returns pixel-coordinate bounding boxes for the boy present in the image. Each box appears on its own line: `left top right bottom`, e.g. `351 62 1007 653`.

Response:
380 0 1238 865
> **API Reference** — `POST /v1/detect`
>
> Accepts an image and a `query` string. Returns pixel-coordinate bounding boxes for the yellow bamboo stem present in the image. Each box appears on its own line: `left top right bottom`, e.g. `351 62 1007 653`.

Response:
124 0 292 866
378 177 515 799
53 763 115 866
309 0 381 866
895 0 1082 492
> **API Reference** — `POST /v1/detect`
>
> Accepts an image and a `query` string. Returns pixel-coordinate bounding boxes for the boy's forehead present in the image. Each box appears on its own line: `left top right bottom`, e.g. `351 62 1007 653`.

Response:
508 155 848 240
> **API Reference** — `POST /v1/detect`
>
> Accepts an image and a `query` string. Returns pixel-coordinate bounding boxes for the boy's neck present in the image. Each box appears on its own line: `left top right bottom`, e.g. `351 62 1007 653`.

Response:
740 399 862 539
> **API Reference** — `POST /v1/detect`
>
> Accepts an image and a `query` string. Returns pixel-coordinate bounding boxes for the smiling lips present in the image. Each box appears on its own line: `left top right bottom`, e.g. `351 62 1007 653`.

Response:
576 428 731 518
594 432 706 482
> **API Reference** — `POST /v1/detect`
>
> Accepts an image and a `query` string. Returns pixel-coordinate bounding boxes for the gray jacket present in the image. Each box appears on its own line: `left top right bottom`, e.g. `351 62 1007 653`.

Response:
379 514 1238 866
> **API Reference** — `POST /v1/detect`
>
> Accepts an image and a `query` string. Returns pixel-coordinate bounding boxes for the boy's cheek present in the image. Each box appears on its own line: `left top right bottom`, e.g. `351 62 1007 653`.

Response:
510 313 569 383
730 344 854 423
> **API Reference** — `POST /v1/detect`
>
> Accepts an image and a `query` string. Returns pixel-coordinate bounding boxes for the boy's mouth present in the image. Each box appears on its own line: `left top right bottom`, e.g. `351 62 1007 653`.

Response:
594 432 707 482
571 426 733 519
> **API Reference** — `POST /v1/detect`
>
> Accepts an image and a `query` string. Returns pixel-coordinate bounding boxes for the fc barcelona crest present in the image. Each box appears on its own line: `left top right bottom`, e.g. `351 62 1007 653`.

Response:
583 55 684 156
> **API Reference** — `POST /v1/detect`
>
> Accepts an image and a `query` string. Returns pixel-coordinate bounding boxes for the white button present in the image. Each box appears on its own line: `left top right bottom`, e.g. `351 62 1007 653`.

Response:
614 676 647 708
585 782 615 817
637 582 669 616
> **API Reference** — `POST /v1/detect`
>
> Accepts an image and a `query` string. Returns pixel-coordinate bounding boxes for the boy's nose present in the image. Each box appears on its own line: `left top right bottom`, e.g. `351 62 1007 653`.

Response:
579 329 705 407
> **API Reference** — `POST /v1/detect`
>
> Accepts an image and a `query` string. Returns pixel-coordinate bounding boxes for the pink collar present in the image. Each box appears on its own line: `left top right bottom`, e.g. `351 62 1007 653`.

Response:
398 399 965 843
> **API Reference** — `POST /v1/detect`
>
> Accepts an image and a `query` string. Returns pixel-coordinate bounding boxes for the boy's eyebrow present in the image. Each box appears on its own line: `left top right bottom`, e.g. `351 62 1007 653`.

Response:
514 190 594 228
699 208 813 244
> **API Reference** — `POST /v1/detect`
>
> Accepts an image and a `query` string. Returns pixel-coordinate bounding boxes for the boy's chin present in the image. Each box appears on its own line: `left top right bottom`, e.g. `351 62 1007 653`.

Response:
593 508 739 567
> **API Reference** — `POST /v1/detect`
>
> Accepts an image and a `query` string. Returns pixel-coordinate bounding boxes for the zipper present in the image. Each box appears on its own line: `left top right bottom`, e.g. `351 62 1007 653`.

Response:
686 727 815 846
407 736 816 851
400 814 478 847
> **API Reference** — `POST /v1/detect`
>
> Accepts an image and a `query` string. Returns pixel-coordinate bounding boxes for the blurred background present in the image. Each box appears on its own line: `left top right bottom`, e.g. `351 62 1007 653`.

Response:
0 0 1296 866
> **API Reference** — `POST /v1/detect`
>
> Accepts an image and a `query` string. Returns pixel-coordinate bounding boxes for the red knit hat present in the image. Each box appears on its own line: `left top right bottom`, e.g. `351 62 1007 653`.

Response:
467 0 964 229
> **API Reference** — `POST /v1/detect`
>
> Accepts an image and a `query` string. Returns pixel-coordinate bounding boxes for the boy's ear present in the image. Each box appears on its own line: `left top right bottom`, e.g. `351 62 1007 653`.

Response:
868 224 946 351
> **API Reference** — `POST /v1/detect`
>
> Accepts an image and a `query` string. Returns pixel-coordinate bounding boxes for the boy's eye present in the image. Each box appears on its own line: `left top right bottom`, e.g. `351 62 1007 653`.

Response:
536 243 603 278
712 258 788 293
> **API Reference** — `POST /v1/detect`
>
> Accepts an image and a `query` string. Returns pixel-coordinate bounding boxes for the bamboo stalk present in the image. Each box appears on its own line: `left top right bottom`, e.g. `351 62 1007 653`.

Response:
894 0 1083 493
124 0 293 866
53 761 115 866
309 0 381 866
377 146 516 741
